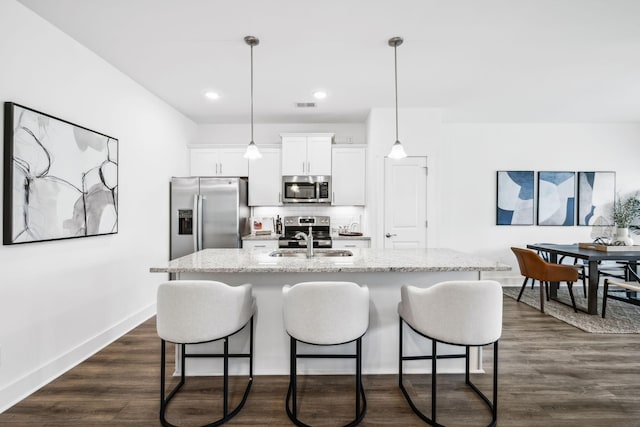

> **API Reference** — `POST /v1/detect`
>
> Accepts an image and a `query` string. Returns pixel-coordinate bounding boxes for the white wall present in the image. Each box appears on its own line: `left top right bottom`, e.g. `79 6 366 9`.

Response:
0 0 195 411
194 123 365 145
365 108 442 249
440 123 640 273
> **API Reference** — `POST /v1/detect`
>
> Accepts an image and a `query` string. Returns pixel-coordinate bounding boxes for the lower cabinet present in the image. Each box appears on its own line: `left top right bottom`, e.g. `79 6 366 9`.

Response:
332 239 370 249
242 240 279 250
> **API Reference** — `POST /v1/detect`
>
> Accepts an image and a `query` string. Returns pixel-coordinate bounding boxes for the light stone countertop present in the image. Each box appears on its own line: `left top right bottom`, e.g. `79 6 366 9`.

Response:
241 234 371 241
150 248 510 274
241 234 281 240
332 235 371 240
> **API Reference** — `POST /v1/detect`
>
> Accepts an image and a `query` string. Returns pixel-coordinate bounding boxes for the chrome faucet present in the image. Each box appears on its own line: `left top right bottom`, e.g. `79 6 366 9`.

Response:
295 226 314 258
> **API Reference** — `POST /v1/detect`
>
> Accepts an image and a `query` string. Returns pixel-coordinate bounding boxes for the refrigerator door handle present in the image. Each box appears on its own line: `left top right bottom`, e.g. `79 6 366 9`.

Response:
192 195 199 252
197 195 204 250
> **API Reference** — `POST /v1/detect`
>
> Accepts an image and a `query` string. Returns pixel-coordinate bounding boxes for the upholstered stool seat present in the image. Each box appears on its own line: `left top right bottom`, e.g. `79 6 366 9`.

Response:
156 280 255 427
398 280 503 427
282 281 370 427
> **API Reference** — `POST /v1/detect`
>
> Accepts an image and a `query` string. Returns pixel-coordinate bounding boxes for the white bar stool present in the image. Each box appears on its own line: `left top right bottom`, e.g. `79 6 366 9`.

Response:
398 280 503 427
282 281 370 427
156 280 256 427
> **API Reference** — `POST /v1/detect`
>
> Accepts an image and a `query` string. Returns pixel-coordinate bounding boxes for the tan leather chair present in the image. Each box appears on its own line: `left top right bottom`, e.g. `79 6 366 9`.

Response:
511 247 579 313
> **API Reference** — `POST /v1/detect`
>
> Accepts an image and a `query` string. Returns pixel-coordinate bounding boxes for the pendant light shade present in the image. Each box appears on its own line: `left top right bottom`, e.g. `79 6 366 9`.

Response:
387 36 407 160
244 35 262 160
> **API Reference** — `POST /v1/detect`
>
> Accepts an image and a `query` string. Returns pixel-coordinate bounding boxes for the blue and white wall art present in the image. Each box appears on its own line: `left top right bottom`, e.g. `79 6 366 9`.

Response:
496 171 534 225
577 171 615 226
3 103 118 245
537 171 575 226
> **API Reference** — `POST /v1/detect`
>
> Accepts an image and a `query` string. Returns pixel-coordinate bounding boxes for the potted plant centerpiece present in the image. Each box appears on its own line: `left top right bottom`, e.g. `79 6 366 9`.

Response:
612 192 640 245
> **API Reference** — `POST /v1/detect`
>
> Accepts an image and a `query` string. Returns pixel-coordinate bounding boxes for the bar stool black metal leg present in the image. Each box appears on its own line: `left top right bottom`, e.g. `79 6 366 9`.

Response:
432 340 437 424
398 318 403 387
291 337 297 420
465 345 470 385
223 337 228 418
493 341 499 423
356 337 362 418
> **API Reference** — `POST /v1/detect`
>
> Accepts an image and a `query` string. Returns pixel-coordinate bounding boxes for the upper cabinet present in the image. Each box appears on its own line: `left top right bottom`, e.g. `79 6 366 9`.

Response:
190 147 248 177
281 133 333 176
332 145 366 206
248 147 282 206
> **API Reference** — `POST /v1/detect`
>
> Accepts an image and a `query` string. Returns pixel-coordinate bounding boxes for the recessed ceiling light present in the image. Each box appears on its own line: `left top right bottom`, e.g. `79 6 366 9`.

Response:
313 90 327 100
204 91 220 100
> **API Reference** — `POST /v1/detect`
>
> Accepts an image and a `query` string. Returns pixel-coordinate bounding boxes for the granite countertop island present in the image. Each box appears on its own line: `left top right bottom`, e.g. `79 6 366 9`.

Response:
241 233 372 241
150 247 510 376
150 247 509 274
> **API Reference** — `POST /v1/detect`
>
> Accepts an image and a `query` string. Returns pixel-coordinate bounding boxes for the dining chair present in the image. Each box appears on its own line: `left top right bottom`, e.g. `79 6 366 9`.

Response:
534 243 588 297
602 264 640 318
511 247 579 313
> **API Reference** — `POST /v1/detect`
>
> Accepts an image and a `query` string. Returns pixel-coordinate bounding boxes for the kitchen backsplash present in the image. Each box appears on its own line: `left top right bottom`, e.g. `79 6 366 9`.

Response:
251 206 365 235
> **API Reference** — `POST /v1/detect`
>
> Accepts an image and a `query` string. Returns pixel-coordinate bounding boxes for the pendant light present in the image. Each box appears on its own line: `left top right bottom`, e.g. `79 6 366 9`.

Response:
387 36 407 159
243 35 262 159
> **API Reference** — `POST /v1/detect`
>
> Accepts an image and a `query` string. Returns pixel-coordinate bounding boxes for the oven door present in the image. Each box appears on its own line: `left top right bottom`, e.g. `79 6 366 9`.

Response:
283 178 318 203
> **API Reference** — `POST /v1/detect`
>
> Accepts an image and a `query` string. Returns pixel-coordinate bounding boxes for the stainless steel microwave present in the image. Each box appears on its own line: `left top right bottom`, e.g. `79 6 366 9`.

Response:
282 176 331 204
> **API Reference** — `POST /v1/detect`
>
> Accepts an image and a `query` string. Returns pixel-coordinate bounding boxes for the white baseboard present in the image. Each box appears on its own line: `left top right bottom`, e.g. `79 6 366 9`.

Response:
0 303 156 414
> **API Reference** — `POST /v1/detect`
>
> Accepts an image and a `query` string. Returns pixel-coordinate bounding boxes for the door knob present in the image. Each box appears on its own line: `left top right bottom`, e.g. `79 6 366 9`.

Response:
385 233 397 238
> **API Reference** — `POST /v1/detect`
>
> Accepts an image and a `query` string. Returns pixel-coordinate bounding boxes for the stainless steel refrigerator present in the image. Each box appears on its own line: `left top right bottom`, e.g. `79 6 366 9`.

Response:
170 177 249 260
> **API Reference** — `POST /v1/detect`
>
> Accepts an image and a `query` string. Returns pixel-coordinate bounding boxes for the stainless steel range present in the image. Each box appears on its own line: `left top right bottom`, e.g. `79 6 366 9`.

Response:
278 216 332 248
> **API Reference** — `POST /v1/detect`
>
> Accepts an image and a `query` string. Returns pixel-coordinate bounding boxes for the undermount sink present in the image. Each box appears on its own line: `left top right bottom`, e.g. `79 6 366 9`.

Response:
269 249 353 258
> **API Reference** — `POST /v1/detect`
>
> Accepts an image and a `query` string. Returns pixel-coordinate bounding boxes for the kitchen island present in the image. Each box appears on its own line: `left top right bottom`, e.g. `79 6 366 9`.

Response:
150 248 510 375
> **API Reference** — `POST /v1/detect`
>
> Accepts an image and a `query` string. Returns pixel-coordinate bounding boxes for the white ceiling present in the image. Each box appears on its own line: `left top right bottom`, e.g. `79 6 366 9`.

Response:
17 0 640 124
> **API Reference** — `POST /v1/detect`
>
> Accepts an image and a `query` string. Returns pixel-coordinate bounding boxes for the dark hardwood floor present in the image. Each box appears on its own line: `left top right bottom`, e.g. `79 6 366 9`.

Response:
2 296 640 426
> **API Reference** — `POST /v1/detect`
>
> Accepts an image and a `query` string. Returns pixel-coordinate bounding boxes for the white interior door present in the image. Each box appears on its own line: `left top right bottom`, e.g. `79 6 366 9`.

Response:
384 157 427 248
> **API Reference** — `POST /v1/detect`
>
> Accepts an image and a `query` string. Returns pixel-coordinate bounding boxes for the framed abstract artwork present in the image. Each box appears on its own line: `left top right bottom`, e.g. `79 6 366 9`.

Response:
496 171 534 225
3 102 118 245
537 171 575 226
577 171 616 226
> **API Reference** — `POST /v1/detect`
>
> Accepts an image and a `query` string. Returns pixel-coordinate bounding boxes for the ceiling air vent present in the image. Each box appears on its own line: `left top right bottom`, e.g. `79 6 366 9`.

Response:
295 102 316 108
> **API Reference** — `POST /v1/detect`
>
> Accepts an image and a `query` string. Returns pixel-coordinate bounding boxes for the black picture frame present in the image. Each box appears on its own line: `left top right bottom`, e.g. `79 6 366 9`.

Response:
3 102 118 245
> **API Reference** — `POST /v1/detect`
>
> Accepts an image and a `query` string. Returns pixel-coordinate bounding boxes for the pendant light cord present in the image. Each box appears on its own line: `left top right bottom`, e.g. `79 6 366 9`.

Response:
250 43 254 142
394 43 399 142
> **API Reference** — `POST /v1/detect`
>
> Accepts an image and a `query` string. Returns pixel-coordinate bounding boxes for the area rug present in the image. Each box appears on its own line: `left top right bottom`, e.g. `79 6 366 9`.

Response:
503 286 640 334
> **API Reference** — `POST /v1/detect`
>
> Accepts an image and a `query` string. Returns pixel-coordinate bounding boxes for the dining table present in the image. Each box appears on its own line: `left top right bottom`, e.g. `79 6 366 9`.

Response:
526 243 640 315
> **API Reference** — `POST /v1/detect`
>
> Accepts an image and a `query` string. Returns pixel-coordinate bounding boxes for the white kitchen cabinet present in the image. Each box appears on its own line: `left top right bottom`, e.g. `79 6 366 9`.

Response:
248 147 282 206
190 147 248 176
331 145 366 205
242 240 279 250
281 133 333 176
332 239 370 248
